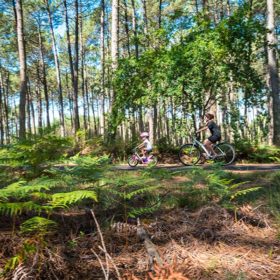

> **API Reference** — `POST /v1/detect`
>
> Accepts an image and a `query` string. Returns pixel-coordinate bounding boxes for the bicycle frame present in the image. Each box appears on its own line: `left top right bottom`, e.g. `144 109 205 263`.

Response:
132 150 144 163
132 148 153 164
191 138 225 158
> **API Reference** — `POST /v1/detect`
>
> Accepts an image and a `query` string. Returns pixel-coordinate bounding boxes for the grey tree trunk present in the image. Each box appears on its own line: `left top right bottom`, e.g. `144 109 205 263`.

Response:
0 77 4 144
266 0 280 145
15 0 27 139
123 0 131 57
37 23 50 128
79 10 88 132
111 0 119 73
36 83 43 134
45 0 65 136
100 0 106 136
73 0 80 133
3 72 10 142
131 0 139 58
109 0 119 140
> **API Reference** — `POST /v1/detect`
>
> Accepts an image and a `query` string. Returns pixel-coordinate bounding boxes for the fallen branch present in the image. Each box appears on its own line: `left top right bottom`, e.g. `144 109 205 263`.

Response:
90 209 121 279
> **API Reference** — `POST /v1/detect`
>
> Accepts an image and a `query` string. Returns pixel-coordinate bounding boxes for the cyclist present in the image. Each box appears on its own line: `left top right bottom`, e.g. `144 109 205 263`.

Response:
137 132 153 162
196 112 221 163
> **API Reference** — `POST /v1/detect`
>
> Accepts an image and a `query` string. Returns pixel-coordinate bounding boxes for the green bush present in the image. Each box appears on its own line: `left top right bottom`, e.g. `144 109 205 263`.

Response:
0 133 73 177
235 139 280 163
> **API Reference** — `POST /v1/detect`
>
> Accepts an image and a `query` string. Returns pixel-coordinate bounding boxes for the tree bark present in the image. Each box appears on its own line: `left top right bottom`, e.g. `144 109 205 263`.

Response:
14 0 27 139
0 70 10 142
123 0 131 57
0 76 4 144
73 0 80 133
79 9 88 131
100 0 106 136
266 0 280 145
111 0 119 73
109 0 119 140
45 0 65 136
131 0 139 58
37 22 50 128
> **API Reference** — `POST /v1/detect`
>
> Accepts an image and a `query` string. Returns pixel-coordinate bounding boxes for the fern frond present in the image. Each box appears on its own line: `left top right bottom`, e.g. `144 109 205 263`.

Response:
124 186 160 200
107 185 160 200
0 201 43 216
20 217 57 235
49 190 97 208
0 178 67 200
129 205 160 218
30 192 52 201
230 187 261 200
229 181 250 190
207 174 233 187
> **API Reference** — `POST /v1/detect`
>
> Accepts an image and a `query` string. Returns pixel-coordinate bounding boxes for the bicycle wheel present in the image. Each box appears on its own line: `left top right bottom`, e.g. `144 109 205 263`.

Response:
213 143 235 165
128 155 139 167
147 155 158 167
178 144 201 166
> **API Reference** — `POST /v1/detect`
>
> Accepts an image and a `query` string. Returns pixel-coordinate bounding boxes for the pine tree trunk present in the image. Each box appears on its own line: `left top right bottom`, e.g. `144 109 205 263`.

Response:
109 0 119 140
123 0 131 57
64 0 76 133
36 83 43 134
14 0 27 139
45 0 65 136
266 0 280 145
30 91 36 135
26 80 32 135
131 0 139 58
66 72 74 129
38 23 50 128
111 0 119 73
100 0 106 136
2 71 10 142
158 0 162 28
79 11 88 132
142 0 148 35
0 80 4 144
73 0 80 133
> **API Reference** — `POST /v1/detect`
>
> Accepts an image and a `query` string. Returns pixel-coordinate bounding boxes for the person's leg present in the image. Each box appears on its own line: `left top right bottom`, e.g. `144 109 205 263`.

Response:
141 148 146 158
204 139 217 156
142 148 148 158
200 139 209 163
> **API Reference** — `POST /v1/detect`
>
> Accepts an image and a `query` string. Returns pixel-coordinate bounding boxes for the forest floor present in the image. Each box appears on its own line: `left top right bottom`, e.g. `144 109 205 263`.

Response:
0 169 280 279
2 203 279 279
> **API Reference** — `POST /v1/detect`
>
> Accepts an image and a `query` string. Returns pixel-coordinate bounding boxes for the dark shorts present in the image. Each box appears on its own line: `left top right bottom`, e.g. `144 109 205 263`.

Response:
208 135 221 143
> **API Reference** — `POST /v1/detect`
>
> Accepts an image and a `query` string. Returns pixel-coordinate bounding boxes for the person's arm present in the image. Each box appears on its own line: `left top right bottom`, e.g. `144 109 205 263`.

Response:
137 142 145 149
196 126 207 133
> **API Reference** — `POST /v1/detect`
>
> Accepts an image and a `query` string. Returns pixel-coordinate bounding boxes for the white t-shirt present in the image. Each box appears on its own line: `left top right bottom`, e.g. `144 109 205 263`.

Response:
143 139 152 151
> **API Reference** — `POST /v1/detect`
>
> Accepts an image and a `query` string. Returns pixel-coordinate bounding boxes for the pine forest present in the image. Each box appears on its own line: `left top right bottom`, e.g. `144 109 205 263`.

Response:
0 0 280 279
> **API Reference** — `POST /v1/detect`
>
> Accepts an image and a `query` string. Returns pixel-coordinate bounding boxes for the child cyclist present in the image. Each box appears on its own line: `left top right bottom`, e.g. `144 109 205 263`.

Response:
137 132 153 162
196 112 221 163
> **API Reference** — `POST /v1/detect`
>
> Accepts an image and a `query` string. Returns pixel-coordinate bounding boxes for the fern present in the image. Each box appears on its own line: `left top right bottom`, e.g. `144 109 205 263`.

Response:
228 181 250 190
0 178 67 201
230 187 261 200
0 201 43 216
49 190 97 208
0 181 26 201
20 217 57 235
129 204 160 218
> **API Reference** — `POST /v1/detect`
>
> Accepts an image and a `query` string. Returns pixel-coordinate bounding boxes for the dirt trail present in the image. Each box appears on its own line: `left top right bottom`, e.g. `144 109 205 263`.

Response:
115 163 280 172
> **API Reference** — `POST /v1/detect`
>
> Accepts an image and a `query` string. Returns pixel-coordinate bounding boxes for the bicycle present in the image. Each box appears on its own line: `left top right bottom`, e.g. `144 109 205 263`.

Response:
128 148 158 167
178 134 235 166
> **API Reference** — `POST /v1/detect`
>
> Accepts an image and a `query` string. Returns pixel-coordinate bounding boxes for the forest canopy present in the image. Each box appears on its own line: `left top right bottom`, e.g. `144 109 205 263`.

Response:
0 0 279 147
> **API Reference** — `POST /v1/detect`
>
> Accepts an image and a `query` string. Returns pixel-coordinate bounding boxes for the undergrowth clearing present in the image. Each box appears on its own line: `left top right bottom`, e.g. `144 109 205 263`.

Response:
0 160 280 279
